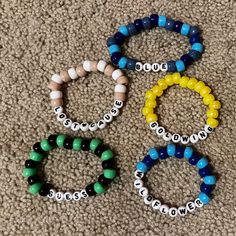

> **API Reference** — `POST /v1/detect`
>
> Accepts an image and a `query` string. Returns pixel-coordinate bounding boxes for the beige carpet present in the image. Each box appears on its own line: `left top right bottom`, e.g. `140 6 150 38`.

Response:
0 0 235 235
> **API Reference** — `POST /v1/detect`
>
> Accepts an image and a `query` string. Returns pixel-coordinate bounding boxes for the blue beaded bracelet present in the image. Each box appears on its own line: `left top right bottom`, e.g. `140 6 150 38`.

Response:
107 14 204 72
134 144 216 217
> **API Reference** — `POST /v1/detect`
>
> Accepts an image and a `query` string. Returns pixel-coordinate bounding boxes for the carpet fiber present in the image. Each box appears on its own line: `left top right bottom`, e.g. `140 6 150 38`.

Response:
0 0 235 235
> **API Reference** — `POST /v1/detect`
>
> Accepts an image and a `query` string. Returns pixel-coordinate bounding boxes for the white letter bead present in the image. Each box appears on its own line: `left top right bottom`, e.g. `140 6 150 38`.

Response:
114 84 127 93
103 113 113 123
47 189 56 199
112 69 123 80
97 60 107 72
71 122 80 131
68 68 78 80
198 130 208 140
81 189 88 198
149 121 158 130
64 192 73 201
97 120 107 129
139 187 148 197
57 113 67 122
134 170 144 179
73 192 81 201
83 60 92 72
190 134 199 144
156 126 165 136
204 124 215 133
80 122 89 131
163 132 172 141
51 74 63 84
152 199 161 210
160 205 169 214
144 195 153 205
169 207 178 217
54 106 63 115
178 206 187 216
172 133 181 143
181 135 190 144
143 63 152 72
186 201 195 212
89 123 98 131
55 192 64 201
160 63 168 72
50 91 63 99
134 179 143 189
151 63 160 72
63 119 72 128
110 107 120 117
135 62 143 71
114 100 123 109
195 198 204 208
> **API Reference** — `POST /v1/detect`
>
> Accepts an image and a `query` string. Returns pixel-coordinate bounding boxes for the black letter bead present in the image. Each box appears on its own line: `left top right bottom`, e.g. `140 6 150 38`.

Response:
48 135 58 146
63 138 74 149
102 159 115 169
25 159 38 168
39 183 52 197
33 142 45 154
81 139 91 151
98 174 112 186
27 175 41 185
94 145 108 157
85 183 96 196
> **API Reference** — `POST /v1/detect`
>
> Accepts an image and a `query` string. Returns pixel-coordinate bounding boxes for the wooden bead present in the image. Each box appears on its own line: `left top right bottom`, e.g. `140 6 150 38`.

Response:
76 65 87 77
90 61 98 72
48 81 61 91
60 70 71 82
114 92 126 101
51 98 63 107
116 76 129 85
104 64 115 77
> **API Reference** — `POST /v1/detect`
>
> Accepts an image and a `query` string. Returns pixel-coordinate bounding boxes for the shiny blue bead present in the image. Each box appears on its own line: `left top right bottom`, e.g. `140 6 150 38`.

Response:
118 25 129 36
111 52 123 65
108 45 121 55
189 34 201 45
180 54 194 67
158 15 166 27
188 49 202 61
107 37 116 47
184 147 193 159
158 147 169 159
134 19 144 32
150 14 159 27
189 26 200 36
198 192 210 205
181 23 190 36
136 161 148 173
175 146 184 159
203 176 216 185
191 43 204 53
126 58 136 70
173 21 183 33
127 23 137 35
114 32 126 45
118 57 128 69
167 144 176 156
142 17 151 29
200 182 214 196
143 155 156 168
175 60 185 72
197 157 208 169
188 152 201 165
199 166 212 178
167 60 177 72
148 148 159 160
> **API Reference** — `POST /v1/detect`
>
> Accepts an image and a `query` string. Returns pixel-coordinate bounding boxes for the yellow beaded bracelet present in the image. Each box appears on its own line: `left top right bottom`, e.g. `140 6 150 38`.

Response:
142 73 221 144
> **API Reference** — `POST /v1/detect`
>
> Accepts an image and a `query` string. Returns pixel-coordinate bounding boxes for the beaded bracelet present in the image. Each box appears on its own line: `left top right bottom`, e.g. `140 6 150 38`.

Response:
48 60 128 131
22 134 116 201
142 73 221 144
107 14 204 72
134 144 216 217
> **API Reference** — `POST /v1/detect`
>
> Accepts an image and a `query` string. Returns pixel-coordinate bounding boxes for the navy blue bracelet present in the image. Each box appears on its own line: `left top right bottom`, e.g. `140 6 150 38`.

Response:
107 14 204 73
134 144 216 217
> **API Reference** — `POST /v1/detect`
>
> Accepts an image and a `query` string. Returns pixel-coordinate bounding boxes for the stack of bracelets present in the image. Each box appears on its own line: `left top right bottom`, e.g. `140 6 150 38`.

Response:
107 14 204 72
22 134 116 201
134 144 216 217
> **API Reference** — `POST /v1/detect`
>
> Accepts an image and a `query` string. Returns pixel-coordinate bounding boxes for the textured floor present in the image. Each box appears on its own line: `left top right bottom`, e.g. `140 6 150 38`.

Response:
0 0 236 235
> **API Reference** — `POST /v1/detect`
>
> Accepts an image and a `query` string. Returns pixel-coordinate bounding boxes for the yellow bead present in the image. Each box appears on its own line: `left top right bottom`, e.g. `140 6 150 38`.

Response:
164 74 174 86
194 81 205 93
209 100 221 110
179 76 189 88
145 90 156 100
187 78 198 90
207 118 219 128
206 109 219 118
203 94 215 105
145 99 157 108
151 85 163 97
157 78 168 90
146 113 158 123
142 107 153 116
200 86 211 97
172 72 181 84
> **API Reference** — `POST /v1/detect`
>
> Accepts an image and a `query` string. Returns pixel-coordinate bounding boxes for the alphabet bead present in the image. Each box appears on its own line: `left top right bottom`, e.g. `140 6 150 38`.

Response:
143 63 152 72
169 207 178 217
104 113 113 123
97 120 107 129
163 132 172 141
55 192 64 201
110 107 120 117
64 192 73 201
71 122 80 131
172 133 181 143
80 122 89 132
186 201 195 212
54 106 63 115
57 113 67 122
178 206 187 216
152 199 161 210
89 123 98 131
204 124 215 133
73 192 81 201
81 189 89 198
63 119 72 128
160 63 168 72
47 189 56 199
144 195 153 205
139 187 148 197
114 100 123 109
190 134 199 143
198 131 208 140
152 63 160 72
149 121 158 130
195 198 204 208
134 170 144 179
156 126 165 136
135 62 143 71
181 135 189 144
134 179 143 189
160 205 169 214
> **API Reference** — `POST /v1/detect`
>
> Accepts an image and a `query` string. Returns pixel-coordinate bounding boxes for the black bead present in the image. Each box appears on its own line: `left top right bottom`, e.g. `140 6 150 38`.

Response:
33 142 45 154
39 183 51 197
98 174 112 186
63 138 74 149
94 145 108 157
48 135 58 146
173 21 183 33
111 52 123 65
134 19 144 32
85 183 96 196
158 147 169 159
81 139 91 151
25 159 38 168
102 159 115 169
175 146 185 159
114 32 126 45
150 14 159 27
27 175 41 185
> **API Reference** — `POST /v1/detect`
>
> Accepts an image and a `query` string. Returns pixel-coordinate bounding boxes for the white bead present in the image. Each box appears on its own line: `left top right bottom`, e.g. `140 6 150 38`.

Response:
178 206 187 216
135 62 143 71
114 100 123 109
152 199 161 210
47 189 56 199
149 121 158 130
110 107 120 117
71 122 80 131
89 122 98 131
64 192 73 201
97 60 107 72
103 113 113 123
81 189 88 198
63 119 72 128
57 113 67 122
144 195 153 205
195 198 204 208
160 63 168 72
181 135 190 144
151 63 160 72
190 133 199 144
50 91 63 99
198 130 208 140
51 74 63 84
134 170 144 179
54 106 63 115
163 132 172 141
68 68 78 80
204 124 215 134
139 187 148 197
97 120 107 129
172 133 181 143
134 179 143 189
143 63 152 72
112 69 123 80
114 84 127 93
160 205 169 214
73 192 81 201
186 201 195 212
80 122 89 131
83 60 92 72
169 207 178 217
55 192 64 201
156 126 165 136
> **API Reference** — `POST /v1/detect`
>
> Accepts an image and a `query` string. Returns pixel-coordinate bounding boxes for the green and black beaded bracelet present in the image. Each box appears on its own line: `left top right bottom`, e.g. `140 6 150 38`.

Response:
22 134 117 201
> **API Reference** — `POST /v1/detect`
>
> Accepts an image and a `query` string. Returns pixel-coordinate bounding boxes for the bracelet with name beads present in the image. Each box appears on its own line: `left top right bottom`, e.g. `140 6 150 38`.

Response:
48 60 128 132
22 134 116 201
142 73 221 144
134 144 216 217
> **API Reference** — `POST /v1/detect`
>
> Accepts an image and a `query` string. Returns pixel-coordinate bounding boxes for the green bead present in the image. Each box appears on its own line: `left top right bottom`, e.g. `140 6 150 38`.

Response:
29 151 44 162
40 139 53 151
56 134 66 147
22 168 37 178
73 138 83 150
93 182 106 194
101 149 113 161
28 182 43 195
90 138 102 152
103 169 116 179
